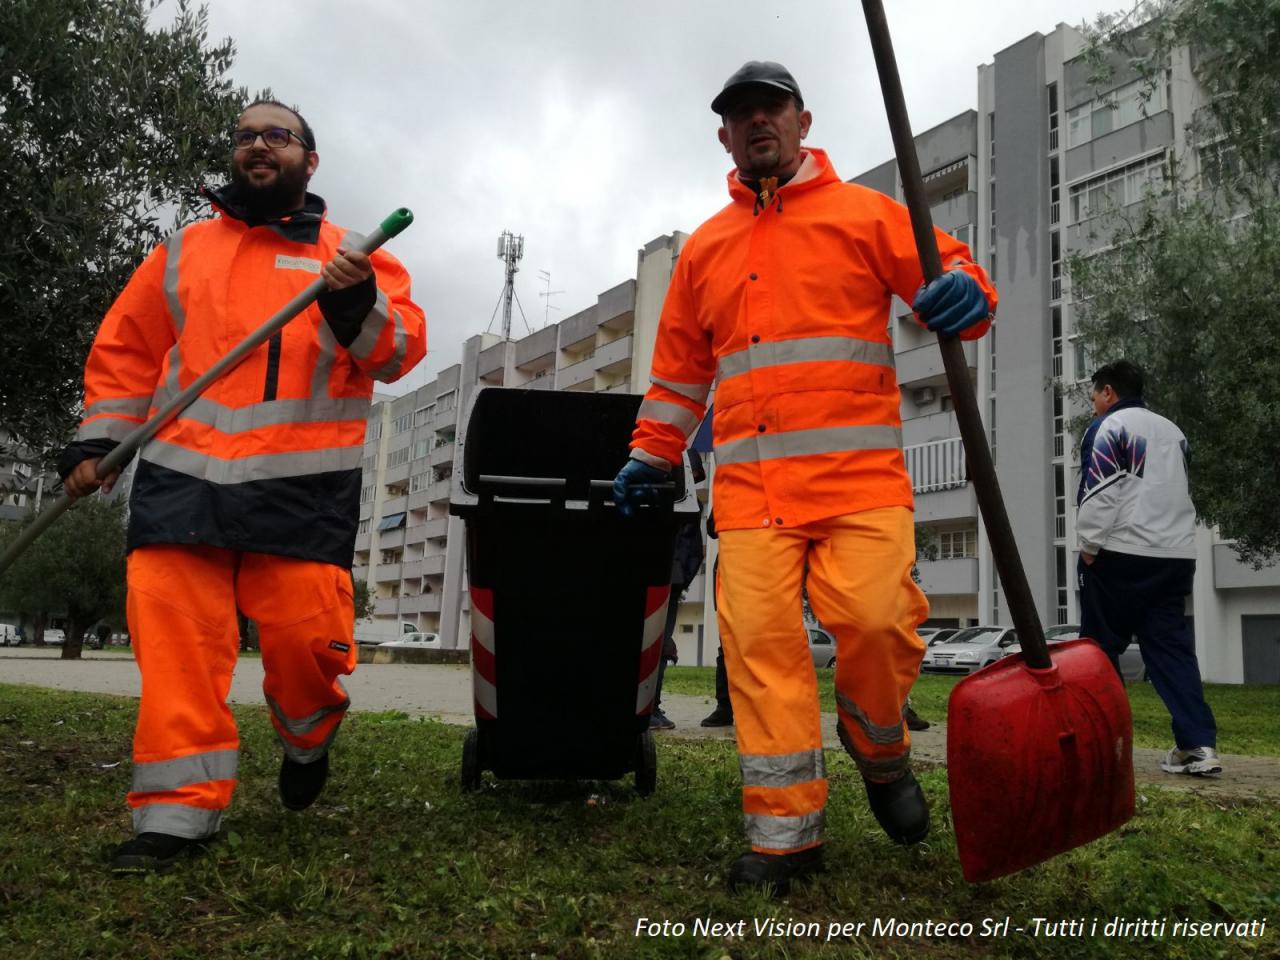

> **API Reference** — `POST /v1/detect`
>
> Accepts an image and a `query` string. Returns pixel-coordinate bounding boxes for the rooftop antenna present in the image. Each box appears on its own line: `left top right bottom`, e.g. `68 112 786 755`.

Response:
537 269 565 328
490 230 526 340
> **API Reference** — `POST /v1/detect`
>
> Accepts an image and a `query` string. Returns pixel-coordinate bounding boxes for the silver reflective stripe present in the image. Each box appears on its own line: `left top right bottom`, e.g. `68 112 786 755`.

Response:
349 289 391 361
836 723 911 778
312 313 339 399
716 424 902 467
163 229 187 334
370 305 409 381
266 692 351 737
149 343 184 412
740 749 826 788
141 439 363 483
278 721 341 764
638 399 701 438
75 418 139 442
177 396 371 433
835 691 905 746
133 802 222 839
629 448 672 472
85 396 152 419
651 376 711 405
743 810 825 851
131 749 238 792
717 336 895 381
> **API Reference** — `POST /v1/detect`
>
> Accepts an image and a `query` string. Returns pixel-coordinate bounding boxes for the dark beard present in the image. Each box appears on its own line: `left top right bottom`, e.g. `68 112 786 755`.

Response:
228 163 310 220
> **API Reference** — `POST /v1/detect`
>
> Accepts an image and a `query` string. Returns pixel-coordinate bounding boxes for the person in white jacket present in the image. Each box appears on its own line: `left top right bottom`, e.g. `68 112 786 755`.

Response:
1077 360 1220 777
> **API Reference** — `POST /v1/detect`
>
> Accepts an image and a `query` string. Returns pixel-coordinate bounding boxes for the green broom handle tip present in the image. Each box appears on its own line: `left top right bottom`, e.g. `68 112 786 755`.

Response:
379 208 414 239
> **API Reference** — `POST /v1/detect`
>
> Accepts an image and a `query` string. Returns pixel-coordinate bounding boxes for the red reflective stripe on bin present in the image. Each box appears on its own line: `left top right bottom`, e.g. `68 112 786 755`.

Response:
471 587 497 719
636 585 670 715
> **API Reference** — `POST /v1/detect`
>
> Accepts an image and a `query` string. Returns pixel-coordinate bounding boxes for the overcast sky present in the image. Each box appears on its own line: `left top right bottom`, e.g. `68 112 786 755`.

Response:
183 0 1118 395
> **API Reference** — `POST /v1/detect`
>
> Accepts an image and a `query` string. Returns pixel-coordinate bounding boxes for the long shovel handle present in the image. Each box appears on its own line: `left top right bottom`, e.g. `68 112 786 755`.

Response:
859 1 1050 668
0 207 415 578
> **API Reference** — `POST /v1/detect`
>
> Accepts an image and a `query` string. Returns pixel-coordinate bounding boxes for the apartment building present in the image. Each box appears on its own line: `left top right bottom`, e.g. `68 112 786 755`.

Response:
357 19 1280 682
0 430 58 524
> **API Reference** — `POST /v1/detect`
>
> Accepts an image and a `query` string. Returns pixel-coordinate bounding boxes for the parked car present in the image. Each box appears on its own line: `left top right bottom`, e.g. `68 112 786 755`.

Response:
921 625 1019 675
808 623 836 669
378 632 442 650
41 628 66 645
0 623 17 646
919 627 960 647
1024 624 1147 682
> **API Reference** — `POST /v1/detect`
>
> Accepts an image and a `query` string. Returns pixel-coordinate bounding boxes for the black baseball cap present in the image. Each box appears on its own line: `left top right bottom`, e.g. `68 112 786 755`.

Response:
711 61 803 115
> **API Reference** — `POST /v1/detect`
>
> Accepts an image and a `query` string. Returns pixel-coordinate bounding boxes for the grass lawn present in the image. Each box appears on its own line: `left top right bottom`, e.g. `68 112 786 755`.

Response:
664 667 1280 756
1 684 1276 960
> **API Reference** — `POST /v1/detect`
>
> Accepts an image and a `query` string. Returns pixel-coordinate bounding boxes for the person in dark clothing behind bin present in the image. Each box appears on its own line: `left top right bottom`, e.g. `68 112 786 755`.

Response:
651 451 708 730
1077 360 1220 777
614 61 996 895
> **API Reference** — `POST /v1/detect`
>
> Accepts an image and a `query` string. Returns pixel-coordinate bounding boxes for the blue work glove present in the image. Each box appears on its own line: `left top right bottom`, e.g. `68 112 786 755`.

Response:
913 270 990 335
612 458 669 518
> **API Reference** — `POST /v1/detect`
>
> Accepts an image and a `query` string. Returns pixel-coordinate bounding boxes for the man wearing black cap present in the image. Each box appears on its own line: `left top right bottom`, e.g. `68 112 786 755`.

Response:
614 61 997 894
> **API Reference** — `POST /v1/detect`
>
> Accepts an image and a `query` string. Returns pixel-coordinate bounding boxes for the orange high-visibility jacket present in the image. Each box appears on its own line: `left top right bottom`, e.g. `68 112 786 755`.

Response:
631 148 996 532
60 189 426 566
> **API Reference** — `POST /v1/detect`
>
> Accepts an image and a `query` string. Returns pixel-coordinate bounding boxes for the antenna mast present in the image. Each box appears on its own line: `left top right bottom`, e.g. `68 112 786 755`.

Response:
495 230 524 340
537 269 565 328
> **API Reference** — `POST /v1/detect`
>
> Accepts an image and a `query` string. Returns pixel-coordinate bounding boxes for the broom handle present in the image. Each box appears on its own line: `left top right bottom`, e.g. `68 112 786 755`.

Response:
859 1 1050 668
0 208 415 578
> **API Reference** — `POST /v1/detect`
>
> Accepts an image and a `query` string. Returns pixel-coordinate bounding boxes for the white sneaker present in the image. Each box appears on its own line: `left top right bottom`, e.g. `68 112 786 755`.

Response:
1160 746 1223 778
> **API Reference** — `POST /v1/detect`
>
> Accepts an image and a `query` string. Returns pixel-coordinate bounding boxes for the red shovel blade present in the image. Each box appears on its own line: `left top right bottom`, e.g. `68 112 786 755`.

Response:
947 638 1135 882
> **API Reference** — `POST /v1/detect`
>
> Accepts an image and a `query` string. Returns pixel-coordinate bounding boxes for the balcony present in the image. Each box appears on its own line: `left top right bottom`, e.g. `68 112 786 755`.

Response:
377 526 406 550
477 341 507 379
400 559 423 580
559 356 595 389
384 461 410 486
423 517 450 540
405 523 427 545
597 279 636 330
430 441 457 468
915 557 979 596
352 564 369 583
429 480 452 503
408 489 431 511
1213 544 1280 590
375 562 402 582
374 597 399 617
355 532 370 552
381 495 407 516
421 554 446 577
602 380 633 394
906 437 977 523
594 334 633 375
897 339 976 386
901 410 961 447
400 592 442 614
515 325 558 369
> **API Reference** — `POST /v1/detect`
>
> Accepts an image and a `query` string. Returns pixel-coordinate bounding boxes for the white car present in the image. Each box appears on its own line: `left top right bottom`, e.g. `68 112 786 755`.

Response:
377 632 441 650
42 628 66 645
921 626 1019 675
1030 625 1148 682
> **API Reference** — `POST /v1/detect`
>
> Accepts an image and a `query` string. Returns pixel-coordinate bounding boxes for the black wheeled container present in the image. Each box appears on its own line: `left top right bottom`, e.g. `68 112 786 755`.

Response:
449 387 700 795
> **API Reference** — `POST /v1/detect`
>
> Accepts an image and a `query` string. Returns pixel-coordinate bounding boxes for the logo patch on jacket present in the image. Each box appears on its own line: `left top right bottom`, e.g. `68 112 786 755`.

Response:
276 254 322 273
329 640 351 653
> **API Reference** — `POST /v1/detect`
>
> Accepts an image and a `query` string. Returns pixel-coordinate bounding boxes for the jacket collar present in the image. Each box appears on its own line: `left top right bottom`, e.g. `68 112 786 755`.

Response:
727 147 839 206
203 183 327 244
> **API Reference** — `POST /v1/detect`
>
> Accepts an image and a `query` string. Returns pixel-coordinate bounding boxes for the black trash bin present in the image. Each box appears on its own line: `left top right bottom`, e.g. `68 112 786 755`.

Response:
449 387 701 795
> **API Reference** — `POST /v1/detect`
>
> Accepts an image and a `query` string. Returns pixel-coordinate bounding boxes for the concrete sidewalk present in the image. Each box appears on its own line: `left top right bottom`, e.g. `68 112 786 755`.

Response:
2 648 1276 799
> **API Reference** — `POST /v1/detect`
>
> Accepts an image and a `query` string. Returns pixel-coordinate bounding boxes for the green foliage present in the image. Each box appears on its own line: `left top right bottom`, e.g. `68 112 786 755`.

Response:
351 576 375 623
0 0 246 454
1070 0 1280 564
0 496 126 656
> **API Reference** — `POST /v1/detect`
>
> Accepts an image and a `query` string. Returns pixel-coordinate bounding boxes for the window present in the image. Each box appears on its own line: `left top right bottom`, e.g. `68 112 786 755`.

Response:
392 413 413 435
1049 156 1061 225
1050 230 1062 301
360 485 374 503
410 472 430 493
680 624 694 634
938 529 978 559
1054 465 1066 540
1051 306 1064 380
1047 81 1060 152
437 392 456 413
1055 546 1068 624
357 518 371 535
1066 77 1168 149
366 421 382 442
1199 142 1241 190
1052 389 1065 459
1068 153 1166 224
386 447 410 468
414 406 431 427
950 224 973 249
413 440 430 460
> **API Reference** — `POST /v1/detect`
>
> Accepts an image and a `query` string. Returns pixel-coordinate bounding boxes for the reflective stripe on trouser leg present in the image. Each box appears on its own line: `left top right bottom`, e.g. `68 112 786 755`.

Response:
126 545 243 837
717 524 828 854
804 506 929 782
237 554 357 764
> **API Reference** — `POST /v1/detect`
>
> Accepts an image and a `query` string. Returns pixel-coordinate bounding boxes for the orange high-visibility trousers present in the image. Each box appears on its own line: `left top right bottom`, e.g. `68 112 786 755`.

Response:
125 544 356 838
716 506 928 854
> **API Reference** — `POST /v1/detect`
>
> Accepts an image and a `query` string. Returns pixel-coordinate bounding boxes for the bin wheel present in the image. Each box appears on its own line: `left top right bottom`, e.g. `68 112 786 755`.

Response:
634 730 657 797
461 727 482 792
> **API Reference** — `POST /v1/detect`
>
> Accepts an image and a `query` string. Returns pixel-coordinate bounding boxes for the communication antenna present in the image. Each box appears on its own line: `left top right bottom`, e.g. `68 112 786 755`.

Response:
537 270 565 328
491 230 526 340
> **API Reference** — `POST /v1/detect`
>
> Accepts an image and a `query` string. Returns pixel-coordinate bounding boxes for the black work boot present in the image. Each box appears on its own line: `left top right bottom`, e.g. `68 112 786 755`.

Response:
728 845 824 896
903 704 930 731
279 753 329 811
110 832 210 874
700 705 734 728
863 770 929 844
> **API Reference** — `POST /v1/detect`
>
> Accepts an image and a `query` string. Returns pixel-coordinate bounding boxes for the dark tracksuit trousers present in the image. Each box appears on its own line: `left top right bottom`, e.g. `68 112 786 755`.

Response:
1078 550 1217 749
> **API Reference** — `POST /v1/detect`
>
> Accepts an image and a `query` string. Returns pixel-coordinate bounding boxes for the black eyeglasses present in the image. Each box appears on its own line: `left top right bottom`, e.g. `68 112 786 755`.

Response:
231 127 308 150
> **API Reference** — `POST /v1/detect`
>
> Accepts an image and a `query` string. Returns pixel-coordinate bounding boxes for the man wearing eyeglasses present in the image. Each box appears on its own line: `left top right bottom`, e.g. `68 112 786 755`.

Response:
58 99 426 873
613 62 996 895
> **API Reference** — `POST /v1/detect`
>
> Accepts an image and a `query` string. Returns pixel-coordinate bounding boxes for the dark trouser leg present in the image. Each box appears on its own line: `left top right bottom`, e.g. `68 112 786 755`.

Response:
714 646 732 711
1136 560 1216 749
1078 553 1141 677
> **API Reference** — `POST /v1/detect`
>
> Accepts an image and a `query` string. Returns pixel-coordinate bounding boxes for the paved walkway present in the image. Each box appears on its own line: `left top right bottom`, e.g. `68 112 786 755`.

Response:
2 648 1276 799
